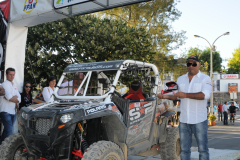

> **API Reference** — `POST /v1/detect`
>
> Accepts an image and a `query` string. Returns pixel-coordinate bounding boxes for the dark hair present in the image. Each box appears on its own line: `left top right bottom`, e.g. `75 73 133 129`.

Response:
48 76 56 84
6 67 15 75
23 81 32 95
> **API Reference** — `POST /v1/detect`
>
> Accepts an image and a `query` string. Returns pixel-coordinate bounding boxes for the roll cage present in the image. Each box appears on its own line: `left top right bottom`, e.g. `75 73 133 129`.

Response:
54 60 160 102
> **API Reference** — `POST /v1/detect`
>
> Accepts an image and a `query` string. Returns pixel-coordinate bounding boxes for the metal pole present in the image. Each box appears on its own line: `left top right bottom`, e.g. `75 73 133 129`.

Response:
210 48 213 113
194 32 230 114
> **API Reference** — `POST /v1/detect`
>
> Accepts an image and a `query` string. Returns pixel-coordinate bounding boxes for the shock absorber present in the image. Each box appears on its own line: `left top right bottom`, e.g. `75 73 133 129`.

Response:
77 123 89 153
81 136 89 152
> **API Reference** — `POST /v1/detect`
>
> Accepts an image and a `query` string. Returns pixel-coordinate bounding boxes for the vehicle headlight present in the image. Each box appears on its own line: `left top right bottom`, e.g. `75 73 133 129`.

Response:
60 113 74 123
22 112 28 120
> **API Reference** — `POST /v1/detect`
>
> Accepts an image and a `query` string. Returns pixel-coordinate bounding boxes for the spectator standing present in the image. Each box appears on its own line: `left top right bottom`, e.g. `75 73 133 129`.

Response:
157 56 212 160
229 102 237 125
218 102 223 121
223 101 228 125
42 76 56 102
19 82 32 110
0 68 21 144
213 103 218 120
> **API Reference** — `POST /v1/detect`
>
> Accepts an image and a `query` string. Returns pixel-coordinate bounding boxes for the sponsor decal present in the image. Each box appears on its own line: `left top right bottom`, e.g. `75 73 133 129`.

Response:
85 105 107 115
23 0 37 13
206 81 212 86
54 0 88 9
134 102 140 108
56 0 63 5
129 102 153 125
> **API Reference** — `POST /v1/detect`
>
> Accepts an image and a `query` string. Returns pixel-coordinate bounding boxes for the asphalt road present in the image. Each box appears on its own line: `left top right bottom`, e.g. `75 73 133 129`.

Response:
192 110 240 150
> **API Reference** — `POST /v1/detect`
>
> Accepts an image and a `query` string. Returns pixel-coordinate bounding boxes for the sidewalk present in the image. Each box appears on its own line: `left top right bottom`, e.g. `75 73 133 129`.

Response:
128 148 240 160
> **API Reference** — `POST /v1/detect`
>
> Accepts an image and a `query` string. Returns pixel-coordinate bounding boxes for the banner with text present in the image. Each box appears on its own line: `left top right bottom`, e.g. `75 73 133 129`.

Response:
0 0 10 82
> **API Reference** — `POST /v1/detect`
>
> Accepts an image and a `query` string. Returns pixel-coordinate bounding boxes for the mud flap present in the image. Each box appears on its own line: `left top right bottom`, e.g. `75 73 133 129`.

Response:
157 117 168 143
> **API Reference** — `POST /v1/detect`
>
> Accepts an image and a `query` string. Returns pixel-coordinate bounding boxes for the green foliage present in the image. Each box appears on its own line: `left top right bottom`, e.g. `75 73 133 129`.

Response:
24 15 155 88
226 67 238 74
208 114 216 121
228 45 240 73
199 47 222 73
154 54 187 81
98 0 187 80
187 47 202 58
98 0 186 53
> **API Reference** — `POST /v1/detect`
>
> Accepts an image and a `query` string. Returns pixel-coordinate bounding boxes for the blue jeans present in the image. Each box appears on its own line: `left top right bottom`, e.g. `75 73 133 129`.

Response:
223 112 228 125
179 120 209 160
0 112 16 144
218 112 222 121
230 114 235 122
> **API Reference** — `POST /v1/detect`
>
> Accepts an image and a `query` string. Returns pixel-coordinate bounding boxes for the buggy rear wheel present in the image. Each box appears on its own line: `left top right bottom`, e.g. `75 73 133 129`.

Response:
160 127 180 160
0 133 34 160
82 141 124 160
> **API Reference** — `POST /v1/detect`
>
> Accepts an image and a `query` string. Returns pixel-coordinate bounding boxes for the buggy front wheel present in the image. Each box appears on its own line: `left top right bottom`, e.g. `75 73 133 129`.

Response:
82 141 124 160
0 133 35 160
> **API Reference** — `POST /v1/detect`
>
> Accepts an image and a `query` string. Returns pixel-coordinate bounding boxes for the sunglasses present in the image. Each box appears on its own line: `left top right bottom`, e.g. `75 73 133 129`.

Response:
187 62 198 67
25 86 31 88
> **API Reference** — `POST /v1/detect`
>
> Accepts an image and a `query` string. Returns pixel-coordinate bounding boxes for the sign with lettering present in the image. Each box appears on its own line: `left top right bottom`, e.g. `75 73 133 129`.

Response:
64 60 124 72
221 74 239 79
54 0 88 9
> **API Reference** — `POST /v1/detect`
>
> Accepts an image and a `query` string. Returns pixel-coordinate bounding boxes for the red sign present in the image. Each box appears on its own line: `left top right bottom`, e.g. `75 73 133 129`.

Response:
221 74 238 79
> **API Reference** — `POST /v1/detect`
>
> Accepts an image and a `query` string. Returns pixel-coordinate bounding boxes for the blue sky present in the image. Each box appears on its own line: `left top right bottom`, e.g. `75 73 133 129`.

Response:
172 0 240 68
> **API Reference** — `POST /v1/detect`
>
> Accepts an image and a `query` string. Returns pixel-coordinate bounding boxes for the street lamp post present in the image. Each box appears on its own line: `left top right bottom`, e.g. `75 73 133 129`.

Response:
194 32 230 113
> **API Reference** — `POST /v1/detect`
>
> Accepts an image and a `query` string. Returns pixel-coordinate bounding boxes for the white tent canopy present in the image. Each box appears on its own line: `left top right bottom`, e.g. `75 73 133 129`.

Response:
6 0 150 91
10 0 151 27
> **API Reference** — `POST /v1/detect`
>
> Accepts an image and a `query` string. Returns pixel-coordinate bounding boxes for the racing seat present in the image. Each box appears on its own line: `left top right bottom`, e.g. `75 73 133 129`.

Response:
123 81 148 100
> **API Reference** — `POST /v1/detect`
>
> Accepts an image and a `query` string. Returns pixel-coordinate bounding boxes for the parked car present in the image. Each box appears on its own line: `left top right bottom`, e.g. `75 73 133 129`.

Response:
227 101 239 110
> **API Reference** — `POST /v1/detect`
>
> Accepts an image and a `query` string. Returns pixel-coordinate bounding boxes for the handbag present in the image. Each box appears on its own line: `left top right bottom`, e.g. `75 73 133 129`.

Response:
32 90 45 104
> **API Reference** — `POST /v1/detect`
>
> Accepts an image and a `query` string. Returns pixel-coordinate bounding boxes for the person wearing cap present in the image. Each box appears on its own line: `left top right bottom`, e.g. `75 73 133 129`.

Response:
157 55 212 160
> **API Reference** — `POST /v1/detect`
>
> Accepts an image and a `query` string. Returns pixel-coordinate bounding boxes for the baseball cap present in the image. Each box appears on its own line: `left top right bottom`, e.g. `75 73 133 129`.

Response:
186 55 199 62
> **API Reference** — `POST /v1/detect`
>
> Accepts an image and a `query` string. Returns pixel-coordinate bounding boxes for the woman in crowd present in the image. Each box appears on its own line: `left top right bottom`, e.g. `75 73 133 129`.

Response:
42 76 56 102
19 82 33 110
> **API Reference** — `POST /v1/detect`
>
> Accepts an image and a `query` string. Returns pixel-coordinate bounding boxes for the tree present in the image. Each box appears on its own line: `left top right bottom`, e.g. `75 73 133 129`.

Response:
228 45 240 73
25 15 155 87
98 0 186 55
98 0 187 81
187 47 202 58
197 47 222 73
227 67 237 74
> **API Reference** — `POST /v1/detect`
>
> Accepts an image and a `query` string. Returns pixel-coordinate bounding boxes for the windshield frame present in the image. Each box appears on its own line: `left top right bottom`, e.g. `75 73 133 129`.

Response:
54 60 160 102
